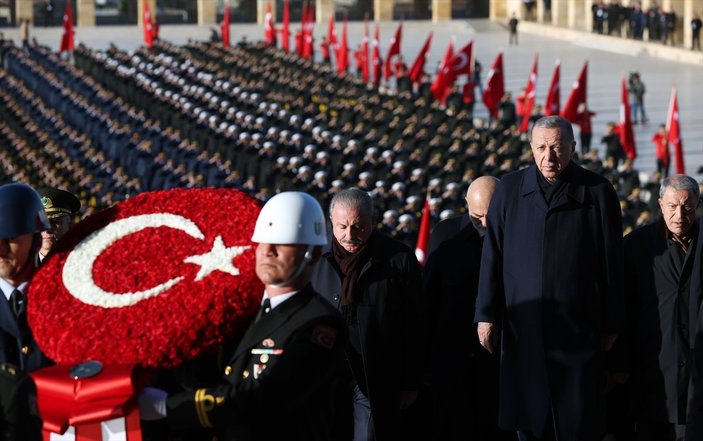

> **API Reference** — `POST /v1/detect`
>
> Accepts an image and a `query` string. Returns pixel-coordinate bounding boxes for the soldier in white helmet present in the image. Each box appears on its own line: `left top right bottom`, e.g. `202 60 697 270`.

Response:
140 192 348 441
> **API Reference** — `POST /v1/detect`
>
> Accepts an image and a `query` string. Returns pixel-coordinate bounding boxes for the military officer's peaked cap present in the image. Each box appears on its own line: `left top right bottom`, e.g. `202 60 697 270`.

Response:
37 188 80 220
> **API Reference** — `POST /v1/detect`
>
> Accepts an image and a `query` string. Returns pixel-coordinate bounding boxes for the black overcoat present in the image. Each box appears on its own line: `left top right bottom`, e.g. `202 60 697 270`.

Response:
310 232 423 441
475 162 624 441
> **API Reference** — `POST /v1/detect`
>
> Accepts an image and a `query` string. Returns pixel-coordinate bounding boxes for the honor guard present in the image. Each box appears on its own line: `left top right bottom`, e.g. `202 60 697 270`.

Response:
0 183 53 372
139 192 348 441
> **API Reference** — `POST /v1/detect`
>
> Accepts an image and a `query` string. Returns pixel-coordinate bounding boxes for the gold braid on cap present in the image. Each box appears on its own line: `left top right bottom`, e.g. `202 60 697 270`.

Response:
41 197 71 217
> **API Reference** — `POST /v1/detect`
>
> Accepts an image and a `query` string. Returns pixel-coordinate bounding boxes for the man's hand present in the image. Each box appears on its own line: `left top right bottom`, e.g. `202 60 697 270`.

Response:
477 322 498 354
399 390 418 409
601 334 618 351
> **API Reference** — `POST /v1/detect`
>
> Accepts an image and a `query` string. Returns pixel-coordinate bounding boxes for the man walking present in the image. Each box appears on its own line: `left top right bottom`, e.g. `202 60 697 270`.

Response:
475 116 624 441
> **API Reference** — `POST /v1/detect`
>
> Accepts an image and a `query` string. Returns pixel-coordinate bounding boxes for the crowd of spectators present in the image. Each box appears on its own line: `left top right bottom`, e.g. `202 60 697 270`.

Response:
0 36 701 251
590 1 689 47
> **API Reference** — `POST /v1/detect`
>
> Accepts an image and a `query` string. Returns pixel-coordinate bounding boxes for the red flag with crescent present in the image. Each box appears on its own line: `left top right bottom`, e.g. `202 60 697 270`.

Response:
384 23 402 81
544 59 560 116
282 0 290 52
59 0 74 53
561 61 588 123
666 84 685 174
519 53 538 132
28 188 263 368
372 23 382 88
482 52 504 118
408 32 432 84
221 0 231 48
618 74 637 159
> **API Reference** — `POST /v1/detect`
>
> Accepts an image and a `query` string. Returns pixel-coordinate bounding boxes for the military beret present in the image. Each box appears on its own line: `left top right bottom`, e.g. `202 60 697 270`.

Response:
38 188 80 220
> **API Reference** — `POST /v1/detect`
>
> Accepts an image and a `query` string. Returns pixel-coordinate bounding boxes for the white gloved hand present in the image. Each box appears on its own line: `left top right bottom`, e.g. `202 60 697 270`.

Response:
138 387 168 420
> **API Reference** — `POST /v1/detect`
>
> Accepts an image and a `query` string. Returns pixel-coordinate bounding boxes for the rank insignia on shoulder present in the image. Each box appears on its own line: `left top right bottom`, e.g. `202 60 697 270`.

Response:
311 324 337 350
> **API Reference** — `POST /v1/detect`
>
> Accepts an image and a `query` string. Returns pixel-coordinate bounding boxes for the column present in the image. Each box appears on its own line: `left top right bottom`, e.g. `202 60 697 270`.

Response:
551 0 567 26
432 0 451 22
15 0 32 22
198 0 217 25
375 0 393 22
77 0 95 27
681 0 693 49
491 0 522 19
318 0 334 24
138 0 157 26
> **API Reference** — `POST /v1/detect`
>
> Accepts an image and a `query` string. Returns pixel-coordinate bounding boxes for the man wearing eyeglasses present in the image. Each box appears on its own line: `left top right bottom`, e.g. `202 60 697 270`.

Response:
613 174 702 441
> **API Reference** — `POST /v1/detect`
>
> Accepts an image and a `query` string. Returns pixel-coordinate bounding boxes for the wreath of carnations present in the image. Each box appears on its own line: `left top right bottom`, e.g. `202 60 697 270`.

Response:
28 188 263 368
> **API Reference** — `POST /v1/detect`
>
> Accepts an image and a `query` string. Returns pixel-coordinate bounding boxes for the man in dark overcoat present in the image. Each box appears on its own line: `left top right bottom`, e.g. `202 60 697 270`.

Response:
475 116 624 441
310 188 423 441
423 176 513 441
616 174 701 441
687 289 703 441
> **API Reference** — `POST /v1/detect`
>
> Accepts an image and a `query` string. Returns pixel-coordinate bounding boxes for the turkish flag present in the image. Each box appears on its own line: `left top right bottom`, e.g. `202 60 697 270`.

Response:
415 198 431 266
618 74 637 159
328 13 337 64
372 23 382 88
384 23 402 81
337 16 349 76
264 0 277 46
221 0 231 48
360 18 370 82
408 32 432 84
296 3 307 55
302 3 314 59
430 39 455 102
482 52 504 118
281 0 290 52
544 59 560 116
561 61 588 123
519 53 538 132
667 84 685 174
28 189 262 369
143 1 154 48
59 0 74 53
450 40 473 77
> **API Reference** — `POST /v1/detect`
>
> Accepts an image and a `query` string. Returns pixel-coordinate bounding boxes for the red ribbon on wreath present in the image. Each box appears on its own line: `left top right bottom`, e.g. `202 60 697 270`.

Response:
30 363 147 440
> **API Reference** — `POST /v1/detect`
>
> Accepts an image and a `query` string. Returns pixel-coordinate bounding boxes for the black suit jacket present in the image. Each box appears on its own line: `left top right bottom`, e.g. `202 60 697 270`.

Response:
166 285 347 441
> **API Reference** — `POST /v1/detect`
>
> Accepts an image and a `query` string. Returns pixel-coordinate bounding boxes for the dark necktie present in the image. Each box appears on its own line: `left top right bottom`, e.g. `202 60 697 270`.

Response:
255 298 272 323
9 289 24 317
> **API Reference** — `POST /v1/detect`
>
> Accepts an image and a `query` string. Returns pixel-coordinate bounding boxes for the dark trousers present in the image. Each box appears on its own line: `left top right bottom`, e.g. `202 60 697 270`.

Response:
635 422 686 441
517 407 557 441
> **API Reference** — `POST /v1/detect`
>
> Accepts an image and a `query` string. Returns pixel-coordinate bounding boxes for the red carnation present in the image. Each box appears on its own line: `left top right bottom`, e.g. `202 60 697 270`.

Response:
28 188 263 368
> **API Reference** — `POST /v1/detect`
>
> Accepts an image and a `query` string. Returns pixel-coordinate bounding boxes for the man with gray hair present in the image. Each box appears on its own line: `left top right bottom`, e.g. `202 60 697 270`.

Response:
614 174 701 441
475 116 624 441
310 188 423 441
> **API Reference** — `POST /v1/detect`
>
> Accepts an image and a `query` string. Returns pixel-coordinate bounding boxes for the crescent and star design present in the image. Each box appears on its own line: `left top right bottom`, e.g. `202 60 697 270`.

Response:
62 213 250 309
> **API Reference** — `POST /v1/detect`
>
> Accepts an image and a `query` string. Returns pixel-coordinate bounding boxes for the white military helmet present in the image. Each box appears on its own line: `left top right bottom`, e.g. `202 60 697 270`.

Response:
251 192 327 246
